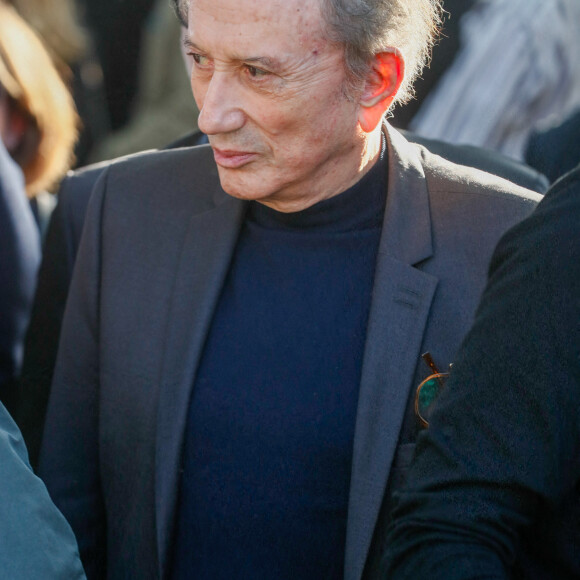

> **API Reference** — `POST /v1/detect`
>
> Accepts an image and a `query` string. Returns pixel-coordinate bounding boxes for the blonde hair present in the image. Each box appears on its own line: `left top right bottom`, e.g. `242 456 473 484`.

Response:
0 1 78 196
8 0 87 69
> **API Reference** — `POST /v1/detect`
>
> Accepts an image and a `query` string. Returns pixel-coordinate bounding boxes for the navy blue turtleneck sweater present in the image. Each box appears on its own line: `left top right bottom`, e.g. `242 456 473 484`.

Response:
170 154 387 579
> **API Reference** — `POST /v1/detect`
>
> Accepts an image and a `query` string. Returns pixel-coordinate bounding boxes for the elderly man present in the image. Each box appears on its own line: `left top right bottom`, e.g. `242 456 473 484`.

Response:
38 0 540 578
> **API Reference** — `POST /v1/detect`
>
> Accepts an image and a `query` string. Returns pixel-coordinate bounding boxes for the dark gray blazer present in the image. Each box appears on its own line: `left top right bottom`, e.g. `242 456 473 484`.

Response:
16 129 547 469
38 125 540 579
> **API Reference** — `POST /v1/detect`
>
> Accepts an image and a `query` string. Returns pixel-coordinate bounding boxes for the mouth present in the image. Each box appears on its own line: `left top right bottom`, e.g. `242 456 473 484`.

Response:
212 147 257 169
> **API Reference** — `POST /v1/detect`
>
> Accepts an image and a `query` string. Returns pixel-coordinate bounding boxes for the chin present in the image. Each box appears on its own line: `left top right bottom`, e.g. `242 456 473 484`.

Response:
217 167 277 202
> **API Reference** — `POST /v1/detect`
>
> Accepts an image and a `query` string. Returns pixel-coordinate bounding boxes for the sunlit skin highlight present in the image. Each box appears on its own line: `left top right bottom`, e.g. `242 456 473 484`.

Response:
358 51 404 132
186 0 404 212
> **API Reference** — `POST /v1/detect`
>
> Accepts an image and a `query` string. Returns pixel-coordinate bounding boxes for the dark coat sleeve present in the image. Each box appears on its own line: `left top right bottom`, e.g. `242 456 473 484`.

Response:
382 166 580 578
0 141 41 403
525 108 580 184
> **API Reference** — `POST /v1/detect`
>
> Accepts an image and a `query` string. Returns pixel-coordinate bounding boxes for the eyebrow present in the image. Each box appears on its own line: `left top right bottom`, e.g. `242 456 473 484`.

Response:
182 39 281 70
182 38 199 52
242 56 280 69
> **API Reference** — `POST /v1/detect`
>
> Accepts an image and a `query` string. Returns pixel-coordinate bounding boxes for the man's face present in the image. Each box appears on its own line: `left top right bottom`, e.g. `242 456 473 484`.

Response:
186 0 370 211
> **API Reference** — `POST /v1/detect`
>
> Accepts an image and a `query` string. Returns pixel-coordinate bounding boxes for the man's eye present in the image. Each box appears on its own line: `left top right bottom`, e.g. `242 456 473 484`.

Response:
191 53 211 67
245 65 269 78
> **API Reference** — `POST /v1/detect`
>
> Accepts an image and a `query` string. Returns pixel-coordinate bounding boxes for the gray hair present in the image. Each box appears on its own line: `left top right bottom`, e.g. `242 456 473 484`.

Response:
171 0 442 105
170 0 187 28
322 0 443 104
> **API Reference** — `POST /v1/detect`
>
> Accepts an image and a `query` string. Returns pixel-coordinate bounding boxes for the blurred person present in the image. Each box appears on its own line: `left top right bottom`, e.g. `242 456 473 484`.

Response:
10 0 87 70
36 0 542 578
409 0 580 161
0 135 39 407
9 0 110 166
77 0 157 131
0 0 78 406
390 0 477 130
0 1 78 198
87 0 199 162
525 107 580 184
382 164 580 578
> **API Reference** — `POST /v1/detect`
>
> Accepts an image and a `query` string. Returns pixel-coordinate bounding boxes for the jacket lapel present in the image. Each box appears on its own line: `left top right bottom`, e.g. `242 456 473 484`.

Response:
155 187 247 577
344 125 438 580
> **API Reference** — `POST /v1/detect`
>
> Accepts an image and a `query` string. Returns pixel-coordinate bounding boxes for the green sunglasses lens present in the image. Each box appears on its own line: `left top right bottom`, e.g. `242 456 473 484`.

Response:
417 374 447 424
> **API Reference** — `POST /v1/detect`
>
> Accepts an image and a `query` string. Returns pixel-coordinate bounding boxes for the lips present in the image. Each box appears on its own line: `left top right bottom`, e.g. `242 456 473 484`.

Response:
212 147 257 168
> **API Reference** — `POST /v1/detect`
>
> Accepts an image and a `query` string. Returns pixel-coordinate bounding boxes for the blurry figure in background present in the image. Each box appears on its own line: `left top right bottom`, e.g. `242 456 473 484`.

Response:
87 0 200 162
409 0 580 161
77 0 157 132
0 1 78 198
9 0 110 166
390 0 477 130
0 136 39 408
0 0 78 407
525 107 580 184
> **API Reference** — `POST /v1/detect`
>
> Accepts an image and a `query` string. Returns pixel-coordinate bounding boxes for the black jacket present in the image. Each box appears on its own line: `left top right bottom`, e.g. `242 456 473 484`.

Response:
383 165 580 578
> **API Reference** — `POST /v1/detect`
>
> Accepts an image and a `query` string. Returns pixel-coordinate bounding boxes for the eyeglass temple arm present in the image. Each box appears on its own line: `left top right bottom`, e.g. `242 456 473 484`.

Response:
421 352 441 375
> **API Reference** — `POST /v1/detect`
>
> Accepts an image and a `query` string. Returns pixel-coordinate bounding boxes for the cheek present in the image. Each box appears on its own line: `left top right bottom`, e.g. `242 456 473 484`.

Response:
250 96 323 141
255 97 356 165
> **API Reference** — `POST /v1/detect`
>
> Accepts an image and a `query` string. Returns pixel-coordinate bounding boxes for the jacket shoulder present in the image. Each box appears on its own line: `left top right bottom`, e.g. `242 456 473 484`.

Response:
404 130 549 193
419 146 542 216
414 147 543 263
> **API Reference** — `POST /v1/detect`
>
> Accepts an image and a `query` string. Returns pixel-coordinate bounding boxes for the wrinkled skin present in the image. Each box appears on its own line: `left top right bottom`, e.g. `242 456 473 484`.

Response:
184 0 400 212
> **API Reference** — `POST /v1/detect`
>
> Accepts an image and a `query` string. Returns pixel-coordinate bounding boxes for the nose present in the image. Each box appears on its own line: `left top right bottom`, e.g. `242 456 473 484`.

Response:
197 71 246 136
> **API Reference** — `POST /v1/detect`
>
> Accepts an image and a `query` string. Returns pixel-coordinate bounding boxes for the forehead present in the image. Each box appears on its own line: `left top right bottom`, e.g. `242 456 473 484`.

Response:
188 0 327 54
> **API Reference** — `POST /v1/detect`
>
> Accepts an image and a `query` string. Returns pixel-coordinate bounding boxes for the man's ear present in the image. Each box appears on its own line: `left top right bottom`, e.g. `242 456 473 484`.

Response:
358 48 404 133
